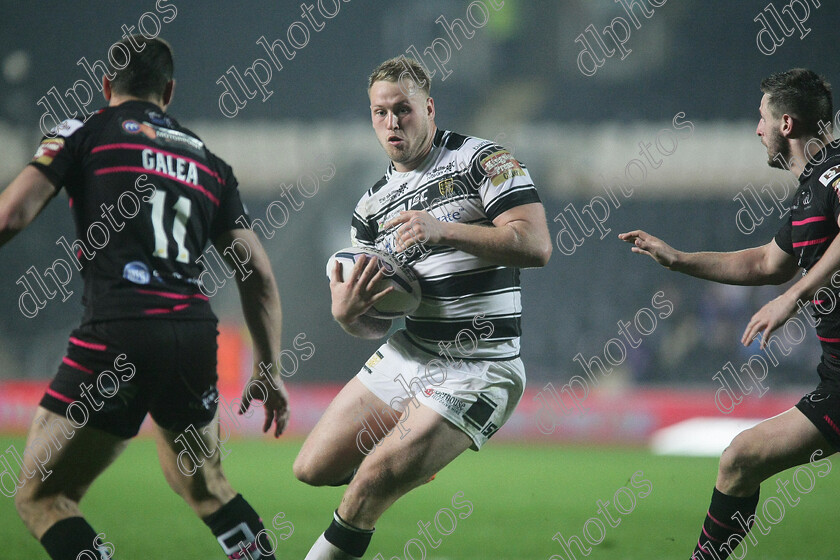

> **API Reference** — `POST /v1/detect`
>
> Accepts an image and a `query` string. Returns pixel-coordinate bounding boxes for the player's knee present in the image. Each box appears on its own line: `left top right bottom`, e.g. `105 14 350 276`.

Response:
13 490 35 524
719 431 761 482
293 455 330 486
292 461 313 485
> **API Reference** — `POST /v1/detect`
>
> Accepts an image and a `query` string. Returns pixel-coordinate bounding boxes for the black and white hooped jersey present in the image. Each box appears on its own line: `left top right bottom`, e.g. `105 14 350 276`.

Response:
28 101 247 324
351 129 541 360
775 141 840 368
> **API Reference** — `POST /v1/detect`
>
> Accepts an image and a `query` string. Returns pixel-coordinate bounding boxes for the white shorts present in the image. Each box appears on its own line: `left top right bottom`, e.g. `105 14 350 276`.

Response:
355 330 526 450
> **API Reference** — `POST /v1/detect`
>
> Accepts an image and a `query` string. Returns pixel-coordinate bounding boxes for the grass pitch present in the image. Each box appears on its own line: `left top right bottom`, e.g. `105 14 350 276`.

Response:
1 436 837 559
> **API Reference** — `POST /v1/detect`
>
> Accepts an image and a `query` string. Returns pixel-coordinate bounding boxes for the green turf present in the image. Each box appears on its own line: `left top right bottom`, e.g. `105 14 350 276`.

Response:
1 436 837 559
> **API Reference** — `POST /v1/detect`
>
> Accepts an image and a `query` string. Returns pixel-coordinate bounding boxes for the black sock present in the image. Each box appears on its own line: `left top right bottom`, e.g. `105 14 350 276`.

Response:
203 494 276 560
40 517 112 560
691 487 759 560
324 510 374 558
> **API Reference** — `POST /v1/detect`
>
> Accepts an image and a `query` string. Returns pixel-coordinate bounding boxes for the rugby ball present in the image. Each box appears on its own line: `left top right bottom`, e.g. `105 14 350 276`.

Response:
326 247 421 319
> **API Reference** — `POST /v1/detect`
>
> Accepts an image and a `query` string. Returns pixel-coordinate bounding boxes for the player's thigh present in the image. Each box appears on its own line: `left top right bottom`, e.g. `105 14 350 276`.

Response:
295 377 399 478
724 406 834 479
356 402 472 493
15 408 128 510
339 404 472 526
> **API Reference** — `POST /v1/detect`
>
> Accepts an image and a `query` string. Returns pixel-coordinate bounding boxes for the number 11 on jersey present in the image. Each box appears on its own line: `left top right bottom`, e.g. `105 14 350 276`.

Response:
149 190 192 263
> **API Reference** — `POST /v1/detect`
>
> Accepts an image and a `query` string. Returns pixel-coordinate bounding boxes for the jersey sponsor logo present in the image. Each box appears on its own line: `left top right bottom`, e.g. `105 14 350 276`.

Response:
145 110 173 127
425 160 456 180
480 149 524 186
434 206 464 223
138 121 205 156
122 120 141 133
48 118 84 138
32 138 65 166
141 148 200 185
472 139 493 153
123 261 151 284
377 208 402 232
408 188 429 209
819 164 840 186
384 182 409 203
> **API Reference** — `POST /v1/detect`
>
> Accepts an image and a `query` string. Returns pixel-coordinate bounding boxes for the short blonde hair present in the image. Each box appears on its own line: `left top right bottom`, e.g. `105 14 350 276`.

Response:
368 56 431 97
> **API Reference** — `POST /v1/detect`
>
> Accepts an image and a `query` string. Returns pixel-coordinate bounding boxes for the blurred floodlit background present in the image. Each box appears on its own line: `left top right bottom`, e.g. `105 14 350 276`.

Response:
1 0 838 445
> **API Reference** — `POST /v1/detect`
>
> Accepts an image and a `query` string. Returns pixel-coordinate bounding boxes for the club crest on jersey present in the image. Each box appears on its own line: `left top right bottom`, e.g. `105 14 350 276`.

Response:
364 351 383 370
122 120 141 133
439 178 455 197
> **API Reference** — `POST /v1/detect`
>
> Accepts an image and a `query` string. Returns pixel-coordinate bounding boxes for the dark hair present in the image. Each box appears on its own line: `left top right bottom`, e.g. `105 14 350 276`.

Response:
108 36 174 99
760 68 833 135
368 56 431 96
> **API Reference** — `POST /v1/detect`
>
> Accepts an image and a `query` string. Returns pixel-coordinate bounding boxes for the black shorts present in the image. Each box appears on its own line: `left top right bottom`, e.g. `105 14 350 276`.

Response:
40 319 219 438
795 361 840 450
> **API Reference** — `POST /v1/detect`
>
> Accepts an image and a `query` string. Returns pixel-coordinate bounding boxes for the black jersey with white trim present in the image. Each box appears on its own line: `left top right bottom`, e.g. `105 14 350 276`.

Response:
28 101 247 323
351 129 541 360
774 141 840 368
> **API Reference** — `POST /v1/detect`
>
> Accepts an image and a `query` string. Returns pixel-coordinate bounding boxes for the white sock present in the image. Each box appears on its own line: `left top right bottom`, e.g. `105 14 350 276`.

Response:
304 533 360 560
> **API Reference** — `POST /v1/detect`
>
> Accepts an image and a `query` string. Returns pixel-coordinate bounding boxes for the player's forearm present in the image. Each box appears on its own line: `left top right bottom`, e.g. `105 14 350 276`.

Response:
440 221 551 268
238 270 283 367
671 248 781 286
336 314 391 340
0 167 57 248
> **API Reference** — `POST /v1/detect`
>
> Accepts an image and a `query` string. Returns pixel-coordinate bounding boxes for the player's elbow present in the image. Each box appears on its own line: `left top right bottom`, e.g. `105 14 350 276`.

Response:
524 237 552 268
766 269 796 286
758 257 797 286
0 207 27 237
536 238 553 267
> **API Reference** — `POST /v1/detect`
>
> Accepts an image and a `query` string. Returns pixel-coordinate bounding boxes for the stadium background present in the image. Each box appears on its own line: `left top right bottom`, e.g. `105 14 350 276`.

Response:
1 1 840 558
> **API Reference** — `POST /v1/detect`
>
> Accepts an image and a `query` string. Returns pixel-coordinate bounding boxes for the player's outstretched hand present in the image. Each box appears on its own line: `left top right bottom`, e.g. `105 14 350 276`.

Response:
742 292 798 350
618 230 680 269
238 369 290 438
329 255 393 324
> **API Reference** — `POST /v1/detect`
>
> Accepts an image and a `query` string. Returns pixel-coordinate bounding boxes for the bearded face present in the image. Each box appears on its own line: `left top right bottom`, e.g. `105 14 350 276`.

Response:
757 94 792 170
765 125 792 170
